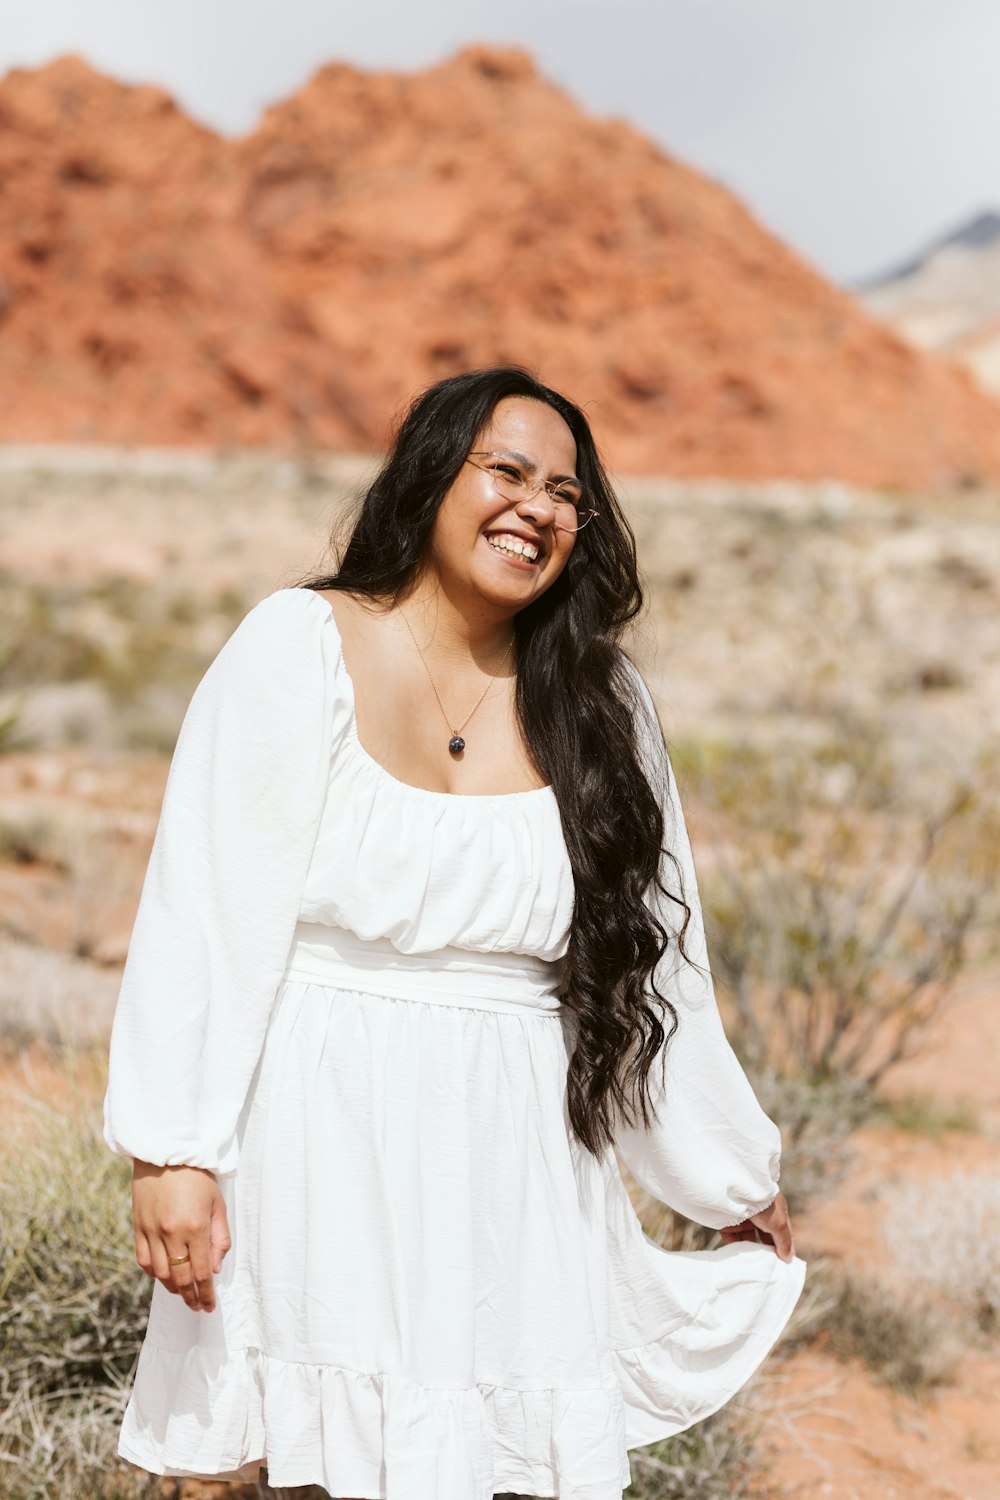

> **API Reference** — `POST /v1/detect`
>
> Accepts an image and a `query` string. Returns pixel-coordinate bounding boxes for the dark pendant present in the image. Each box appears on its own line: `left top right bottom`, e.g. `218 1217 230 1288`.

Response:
449 735 465 755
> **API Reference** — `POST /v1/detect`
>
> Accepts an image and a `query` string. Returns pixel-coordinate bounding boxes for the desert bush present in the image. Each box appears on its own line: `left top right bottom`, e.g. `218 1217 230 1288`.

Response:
0 1100 150 1403
0 811 66 867
625 1403 761 1500
0 1093 153 1499
806 1268 960 1396
0 624 29 750
871 1089 980 1137
0 698 27 753
0 578 218 734
676 718 1000 1088
1 584 109 690
0 1384 155 1500
885 1171 1000 1337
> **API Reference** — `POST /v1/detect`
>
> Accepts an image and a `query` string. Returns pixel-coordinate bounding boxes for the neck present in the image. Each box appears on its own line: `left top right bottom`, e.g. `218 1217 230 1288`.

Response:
397 569 515 670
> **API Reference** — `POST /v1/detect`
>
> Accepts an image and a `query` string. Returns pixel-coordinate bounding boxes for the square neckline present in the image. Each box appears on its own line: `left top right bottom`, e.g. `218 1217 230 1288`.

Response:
302 588 555 803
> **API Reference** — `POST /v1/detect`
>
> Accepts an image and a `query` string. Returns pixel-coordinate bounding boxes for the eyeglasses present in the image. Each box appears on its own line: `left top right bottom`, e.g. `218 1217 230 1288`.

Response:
465 452 599 532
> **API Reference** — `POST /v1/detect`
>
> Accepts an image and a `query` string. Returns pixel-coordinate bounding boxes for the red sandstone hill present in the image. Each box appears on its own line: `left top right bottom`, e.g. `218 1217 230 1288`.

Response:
2 47 1000 485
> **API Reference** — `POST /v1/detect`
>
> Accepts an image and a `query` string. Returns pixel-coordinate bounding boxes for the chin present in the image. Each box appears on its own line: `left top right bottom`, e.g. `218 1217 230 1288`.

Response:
473 567 541 602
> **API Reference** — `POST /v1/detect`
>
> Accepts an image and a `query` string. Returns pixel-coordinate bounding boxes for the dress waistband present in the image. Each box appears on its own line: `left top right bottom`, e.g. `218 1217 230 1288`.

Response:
280 920 566 1017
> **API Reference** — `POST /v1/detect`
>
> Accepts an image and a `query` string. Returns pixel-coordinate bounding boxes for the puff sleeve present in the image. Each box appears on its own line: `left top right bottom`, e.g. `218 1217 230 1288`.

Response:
103 587 337 1177
612 658 783 1230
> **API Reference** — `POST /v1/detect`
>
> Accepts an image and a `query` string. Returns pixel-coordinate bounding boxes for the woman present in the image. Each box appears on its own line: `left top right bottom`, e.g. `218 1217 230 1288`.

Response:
104 366 806 1500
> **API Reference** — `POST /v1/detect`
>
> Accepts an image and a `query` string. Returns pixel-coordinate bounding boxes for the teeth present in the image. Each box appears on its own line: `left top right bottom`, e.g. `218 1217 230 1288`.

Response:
487 533 539 562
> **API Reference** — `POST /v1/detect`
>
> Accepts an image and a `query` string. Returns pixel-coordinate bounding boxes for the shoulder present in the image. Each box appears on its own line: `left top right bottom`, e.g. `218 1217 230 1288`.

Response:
227 586 336 651
197 587 341 698
240 585 333 632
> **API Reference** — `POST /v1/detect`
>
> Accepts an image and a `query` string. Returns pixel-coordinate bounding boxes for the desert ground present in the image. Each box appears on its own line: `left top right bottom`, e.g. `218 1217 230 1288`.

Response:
1 448 999 1500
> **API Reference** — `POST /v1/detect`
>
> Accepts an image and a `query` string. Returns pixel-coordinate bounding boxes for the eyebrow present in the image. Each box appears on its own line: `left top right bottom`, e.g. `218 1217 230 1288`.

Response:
493 448 579 486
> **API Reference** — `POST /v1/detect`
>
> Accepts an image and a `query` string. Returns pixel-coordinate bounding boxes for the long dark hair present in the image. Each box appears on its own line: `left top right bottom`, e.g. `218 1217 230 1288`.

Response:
295 366 697 1158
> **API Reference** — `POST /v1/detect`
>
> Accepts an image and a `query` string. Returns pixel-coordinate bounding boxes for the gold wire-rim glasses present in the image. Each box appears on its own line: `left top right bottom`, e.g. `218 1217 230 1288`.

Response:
465 451 599 533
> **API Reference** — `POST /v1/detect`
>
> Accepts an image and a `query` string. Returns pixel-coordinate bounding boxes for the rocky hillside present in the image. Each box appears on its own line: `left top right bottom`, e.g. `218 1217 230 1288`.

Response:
3 49 1000 485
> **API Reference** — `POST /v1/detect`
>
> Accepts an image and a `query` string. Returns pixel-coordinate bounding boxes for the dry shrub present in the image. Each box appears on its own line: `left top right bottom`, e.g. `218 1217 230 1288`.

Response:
818 1271 960 1396
625 1403 761 1500
0 1096 153 1499
0 1385 154 1500
0 810 64 866
677 718 1000 1088
885 1171 1000 1337
871 1089 980 1137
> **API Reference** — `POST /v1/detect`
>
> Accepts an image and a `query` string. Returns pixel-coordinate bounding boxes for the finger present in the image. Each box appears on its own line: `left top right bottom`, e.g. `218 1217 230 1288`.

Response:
187 1225 218 1313
761 1212 795 1262
134 1226 154 1277
210 1194 232 1275
161 1238 202 1310
721 1226 756 1244
147 1234 180 1294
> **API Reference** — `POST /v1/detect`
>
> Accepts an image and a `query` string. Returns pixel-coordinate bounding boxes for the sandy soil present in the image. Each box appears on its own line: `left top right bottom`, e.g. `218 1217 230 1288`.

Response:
1 450 998 1499
761 1349 1000 1500
765 983 1000 1500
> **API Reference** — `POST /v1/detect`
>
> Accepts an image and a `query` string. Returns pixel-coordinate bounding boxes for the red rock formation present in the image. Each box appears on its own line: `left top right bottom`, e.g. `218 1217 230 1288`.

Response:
2 47 1000 485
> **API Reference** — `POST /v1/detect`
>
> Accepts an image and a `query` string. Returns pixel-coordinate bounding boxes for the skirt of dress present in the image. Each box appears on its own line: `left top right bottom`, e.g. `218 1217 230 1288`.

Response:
117 924 805 1500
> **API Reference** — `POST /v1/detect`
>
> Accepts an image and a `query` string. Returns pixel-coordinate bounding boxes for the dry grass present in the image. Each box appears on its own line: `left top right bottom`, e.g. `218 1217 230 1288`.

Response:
625 1403 762 1500
0 1088 153 1500
0 1385 155 1500
885 1171 1000 1338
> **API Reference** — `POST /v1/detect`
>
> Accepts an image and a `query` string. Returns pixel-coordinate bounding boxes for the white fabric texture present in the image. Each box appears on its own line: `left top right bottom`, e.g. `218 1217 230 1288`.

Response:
103 586 807 1499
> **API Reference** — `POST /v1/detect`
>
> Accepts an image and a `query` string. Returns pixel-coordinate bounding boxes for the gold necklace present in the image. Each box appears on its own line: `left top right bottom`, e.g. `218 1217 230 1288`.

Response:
398 607 516 756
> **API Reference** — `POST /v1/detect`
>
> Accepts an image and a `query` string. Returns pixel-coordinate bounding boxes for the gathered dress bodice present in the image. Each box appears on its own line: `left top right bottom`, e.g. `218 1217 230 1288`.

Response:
298 607 575 960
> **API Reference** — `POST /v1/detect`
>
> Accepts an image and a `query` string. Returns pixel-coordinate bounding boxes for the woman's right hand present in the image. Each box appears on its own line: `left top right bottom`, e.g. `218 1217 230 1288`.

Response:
131 1160 232 1312
719 1189 797 1262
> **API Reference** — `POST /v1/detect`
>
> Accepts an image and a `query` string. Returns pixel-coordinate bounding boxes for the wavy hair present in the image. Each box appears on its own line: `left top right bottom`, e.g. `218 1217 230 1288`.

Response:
294 366 698 1158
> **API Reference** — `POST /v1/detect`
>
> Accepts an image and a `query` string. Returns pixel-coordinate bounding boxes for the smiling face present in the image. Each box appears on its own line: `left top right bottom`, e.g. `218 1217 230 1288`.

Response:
420 396 580 618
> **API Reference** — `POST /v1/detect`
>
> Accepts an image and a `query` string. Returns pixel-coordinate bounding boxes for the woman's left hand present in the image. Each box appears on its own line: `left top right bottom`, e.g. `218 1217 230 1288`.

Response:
719 1190 796 1262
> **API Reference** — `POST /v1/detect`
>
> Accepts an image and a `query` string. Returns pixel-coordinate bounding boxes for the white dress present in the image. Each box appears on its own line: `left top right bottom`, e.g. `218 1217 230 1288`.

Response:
103 586 806 1500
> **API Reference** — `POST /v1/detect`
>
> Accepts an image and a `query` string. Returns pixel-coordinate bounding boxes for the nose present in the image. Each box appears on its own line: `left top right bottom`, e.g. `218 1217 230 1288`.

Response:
515 485 557 527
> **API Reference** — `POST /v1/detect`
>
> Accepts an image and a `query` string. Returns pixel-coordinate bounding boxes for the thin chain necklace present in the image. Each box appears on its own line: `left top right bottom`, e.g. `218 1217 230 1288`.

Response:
398 607 516 756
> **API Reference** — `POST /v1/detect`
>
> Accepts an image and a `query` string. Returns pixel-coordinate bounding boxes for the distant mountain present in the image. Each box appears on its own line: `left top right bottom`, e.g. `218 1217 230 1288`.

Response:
2 51 1000 486
857 210 1000 401
853 210 1000 292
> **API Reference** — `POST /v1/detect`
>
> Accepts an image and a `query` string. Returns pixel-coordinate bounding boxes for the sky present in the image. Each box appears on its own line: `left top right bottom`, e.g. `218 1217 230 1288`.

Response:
4 0 1000 287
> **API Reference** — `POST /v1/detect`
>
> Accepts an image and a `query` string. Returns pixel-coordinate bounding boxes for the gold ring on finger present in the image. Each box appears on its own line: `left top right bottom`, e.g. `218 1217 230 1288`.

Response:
168 1252 191 1266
